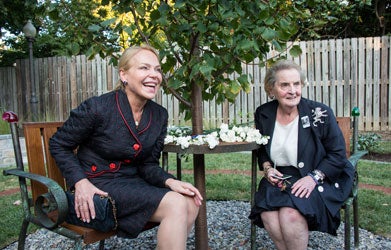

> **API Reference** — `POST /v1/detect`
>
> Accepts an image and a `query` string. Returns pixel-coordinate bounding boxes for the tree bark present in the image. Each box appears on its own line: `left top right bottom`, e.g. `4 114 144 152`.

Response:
191 79 203 135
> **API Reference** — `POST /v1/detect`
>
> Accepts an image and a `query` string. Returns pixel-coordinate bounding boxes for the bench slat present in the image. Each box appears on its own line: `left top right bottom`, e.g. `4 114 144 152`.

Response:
336 117 351 157
24 122 66 202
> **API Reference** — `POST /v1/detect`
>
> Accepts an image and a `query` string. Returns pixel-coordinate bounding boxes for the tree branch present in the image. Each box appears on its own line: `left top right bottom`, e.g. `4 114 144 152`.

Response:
374 0 385 35
130 3 150 45
162 76 192 108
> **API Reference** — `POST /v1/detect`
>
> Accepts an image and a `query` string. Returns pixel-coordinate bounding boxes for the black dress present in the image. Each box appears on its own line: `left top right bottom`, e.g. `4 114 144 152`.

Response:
249 166 340 235
249 99 354 236
49 90 175 238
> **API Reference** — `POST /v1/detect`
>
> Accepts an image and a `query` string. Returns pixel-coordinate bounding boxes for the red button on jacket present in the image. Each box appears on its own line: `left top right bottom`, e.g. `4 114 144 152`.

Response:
133 144 140 151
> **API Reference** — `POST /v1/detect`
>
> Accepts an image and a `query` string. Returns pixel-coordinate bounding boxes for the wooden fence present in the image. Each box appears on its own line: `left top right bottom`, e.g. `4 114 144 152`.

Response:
0 36 390 131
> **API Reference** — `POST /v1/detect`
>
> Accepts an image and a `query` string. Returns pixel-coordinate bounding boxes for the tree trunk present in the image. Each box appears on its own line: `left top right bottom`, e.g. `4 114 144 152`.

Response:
191 78 208 249
191 78 203 135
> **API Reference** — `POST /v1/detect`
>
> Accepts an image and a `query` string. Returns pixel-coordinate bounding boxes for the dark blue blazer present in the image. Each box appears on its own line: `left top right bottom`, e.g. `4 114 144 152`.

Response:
255 98 354 216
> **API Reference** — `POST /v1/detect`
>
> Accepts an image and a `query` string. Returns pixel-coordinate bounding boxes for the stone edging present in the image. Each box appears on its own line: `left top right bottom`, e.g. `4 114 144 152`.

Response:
0 134 27 168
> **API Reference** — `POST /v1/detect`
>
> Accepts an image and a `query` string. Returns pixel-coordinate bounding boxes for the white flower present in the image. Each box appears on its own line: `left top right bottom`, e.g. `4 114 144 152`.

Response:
339 0 349 6
192 135 206 146
176 136 192 149
164 135 175 144
165 123 269 149
220 123 229 132
205 133 220 149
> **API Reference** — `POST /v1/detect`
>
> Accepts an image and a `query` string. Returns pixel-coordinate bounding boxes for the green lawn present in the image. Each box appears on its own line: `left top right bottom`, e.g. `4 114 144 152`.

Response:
0 193 38 247
358 160 391 187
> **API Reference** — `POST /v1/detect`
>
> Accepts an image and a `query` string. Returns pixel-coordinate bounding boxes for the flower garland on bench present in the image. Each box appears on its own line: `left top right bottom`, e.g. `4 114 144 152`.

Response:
164 123 269 149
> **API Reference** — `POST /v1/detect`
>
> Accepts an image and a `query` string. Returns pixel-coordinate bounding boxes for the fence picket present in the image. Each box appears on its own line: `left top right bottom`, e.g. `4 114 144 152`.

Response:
373 37 381 131
365 37 374 131
336 39 344 117
329 39 336 112
343 38 351 117
321 40 329 106
382 36 391 131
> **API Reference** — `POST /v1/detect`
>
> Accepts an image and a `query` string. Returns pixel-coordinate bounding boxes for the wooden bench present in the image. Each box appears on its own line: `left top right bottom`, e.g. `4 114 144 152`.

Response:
2 112 115 250
3 110 366 249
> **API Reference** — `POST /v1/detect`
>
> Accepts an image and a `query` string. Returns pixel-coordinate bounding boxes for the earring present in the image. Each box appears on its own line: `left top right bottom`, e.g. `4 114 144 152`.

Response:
269 95 275 100
122 80 128 86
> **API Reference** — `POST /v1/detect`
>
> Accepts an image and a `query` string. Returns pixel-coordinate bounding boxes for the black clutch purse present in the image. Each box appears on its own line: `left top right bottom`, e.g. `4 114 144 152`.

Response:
65 191 118 232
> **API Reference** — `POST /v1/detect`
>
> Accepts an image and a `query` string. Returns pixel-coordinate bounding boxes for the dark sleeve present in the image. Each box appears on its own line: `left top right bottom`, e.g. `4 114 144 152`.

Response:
137 108 175 187
254 108 272 170
316 107 350 182
49 98 99 187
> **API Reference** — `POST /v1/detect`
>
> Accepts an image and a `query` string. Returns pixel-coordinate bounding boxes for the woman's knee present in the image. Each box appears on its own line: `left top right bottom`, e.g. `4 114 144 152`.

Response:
151 192 186 221
156 192 199 224
165 192 188 213
185 196 199 220
279 207 304 223
261 210 278 228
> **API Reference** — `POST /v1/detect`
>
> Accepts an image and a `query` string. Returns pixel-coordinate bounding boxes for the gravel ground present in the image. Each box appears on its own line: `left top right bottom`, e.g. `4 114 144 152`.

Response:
3 201 390 250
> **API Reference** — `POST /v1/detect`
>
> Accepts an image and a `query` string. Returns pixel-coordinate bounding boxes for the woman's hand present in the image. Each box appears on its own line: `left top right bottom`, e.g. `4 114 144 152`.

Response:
291 176 316 198
265 168 283 185
74 178 108 223
165 178 203 206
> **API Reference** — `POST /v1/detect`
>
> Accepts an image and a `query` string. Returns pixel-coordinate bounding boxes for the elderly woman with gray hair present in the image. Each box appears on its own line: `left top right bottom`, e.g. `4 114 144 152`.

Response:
249 60 354 250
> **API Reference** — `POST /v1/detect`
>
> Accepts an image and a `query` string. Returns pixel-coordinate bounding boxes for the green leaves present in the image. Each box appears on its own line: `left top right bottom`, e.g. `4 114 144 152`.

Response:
289 45 302 57
88 24 101 33
101 18 117 27
38 0 345 122
66 42 80 56
199 64 214 81
261 28 277 41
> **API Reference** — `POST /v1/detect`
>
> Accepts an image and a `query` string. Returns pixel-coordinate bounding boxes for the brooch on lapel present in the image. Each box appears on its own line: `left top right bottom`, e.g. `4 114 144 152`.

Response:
301 116 310 128
312 107 328 127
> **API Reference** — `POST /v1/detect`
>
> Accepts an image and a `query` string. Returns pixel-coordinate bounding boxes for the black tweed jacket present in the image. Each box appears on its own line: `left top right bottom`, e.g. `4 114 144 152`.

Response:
49 89 174 189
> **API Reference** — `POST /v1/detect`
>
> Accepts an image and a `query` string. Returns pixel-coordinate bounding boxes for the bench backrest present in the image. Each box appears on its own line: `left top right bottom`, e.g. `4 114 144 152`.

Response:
23 122 65 202
22 117 351 202
336 117 351 158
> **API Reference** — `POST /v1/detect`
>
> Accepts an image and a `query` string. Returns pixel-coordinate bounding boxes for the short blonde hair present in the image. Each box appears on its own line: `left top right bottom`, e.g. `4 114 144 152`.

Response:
115 45 160 90
264 60 306 97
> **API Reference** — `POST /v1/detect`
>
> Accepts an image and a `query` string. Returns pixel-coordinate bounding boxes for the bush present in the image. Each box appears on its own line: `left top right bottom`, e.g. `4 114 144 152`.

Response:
357 133 381 151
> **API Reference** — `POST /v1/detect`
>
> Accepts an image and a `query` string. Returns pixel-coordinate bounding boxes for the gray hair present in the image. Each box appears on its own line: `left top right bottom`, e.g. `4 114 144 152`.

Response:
264 60 306 97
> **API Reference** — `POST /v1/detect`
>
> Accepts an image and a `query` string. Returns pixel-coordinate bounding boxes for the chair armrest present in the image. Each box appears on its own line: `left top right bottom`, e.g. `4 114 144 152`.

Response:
347 150 367 198
3 168 68 229
348 150 368 168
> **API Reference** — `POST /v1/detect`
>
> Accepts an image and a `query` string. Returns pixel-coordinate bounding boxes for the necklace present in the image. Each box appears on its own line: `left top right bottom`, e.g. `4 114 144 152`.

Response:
134 108 144 127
